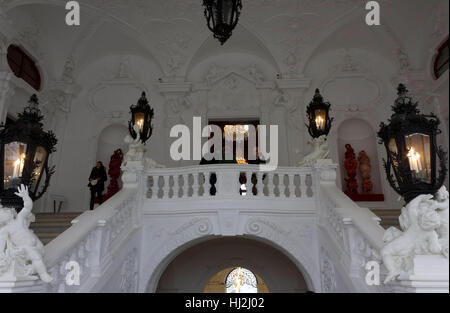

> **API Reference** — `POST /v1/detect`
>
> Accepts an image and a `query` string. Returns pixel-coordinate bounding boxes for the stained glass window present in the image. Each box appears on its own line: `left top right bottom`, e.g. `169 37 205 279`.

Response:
225 267 258 293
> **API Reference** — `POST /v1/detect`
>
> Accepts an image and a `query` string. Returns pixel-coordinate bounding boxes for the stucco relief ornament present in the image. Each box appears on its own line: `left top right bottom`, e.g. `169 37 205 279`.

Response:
123 125 164 168
61 58 75 84
381 187 449 284
206 64 226 85
298 135 330 167
0 185 53 283
246 64 264 83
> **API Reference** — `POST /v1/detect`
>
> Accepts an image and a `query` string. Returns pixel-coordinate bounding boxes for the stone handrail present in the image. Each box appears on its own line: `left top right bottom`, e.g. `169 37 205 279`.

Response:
43 185 139 292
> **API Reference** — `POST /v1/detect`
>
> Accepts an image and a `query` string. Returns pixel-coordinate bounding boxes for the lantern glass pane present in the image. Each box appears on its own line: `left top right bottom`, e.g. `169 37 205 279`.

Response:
314 109 327 131
405 133 431 183
134 112 145 132
3 142 27 189
31 146 47 190
221 0 233 24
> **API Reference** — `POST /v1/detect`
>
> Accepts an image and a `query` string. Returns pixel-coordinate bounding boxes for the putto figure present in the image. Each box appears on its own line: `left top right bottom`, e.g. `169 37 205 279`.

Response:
381 187 449 284
0 185 53 283
298 135 330 167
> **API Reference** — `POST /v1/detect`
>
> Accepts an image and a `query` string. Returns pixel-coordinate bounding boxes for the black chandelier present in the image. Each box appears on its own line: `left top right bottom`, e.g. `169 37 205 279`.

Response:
0 95 57 208
306 89 333 138
203 0 243 45
128 92 154 145
377 84 447 203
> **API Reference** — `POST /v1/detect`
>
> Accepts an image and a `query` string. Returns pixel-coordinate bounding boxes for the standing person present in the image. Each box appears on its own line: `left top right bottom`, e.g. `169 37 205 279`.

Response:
88 161 107 210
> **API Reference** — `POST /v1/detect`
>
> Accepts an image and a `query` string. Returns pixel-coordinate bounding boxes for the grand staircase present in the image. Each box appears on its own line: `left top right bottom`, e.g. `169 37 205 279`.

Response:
370 209 401 229
30 212 82 245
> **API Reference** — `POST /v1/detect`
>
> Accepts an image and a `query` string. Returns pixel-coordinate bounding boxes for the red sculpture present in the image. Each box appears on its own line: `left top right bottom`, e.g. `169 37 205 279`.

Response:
358 150 373 194
104 149 124 201
344 144 358 196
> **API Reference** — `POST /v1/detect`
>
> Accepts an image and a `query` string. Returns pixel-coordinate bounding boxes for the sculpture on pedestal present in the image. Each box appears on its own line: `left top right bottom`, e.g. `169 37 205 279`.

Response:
0 185 52 283
298 135 330 167
381 187 449 283
104 149 123 201
344 144 358 196
358 150 373 194
123 124 165 169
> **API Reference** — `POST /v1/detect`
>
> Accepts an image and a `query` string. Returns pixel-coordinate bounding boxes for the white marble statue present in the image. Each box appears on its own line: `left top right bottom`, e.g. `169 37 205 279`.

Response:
0 185 53 283
381 188 449 284
124 125 145 164
123 125 165 168
298 135 330 167
433 186 449 258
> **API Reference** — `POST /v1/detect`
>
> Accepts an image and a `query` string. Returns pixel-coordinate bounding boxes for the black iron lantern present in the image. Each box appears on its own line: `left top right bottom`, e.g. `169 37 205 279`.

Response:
306 89 333 138
0 94 57 208
377 84 447 203
203 0 243 45
128 92 154 145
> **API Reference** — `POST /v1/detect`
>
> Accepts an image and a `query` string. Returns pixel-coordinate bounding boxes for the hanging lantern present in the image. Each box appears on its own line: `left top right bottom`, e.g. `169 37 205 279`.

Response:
128 92 154 145
306 89 333 138
377 84 447 203
0 94 57 208
203 0 243 45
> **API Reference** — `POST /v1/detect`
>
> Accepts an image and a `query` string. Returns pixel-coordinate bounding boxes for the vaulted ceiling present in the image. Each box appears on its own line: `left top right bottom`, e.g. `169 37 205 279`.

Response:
0 0 448 84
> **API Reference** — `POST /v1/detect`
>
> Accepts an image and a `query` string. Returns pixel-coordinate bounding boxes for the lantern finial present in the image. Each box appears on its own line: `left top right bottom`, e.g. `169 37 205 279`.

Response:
397 83 408 96
393 83 419 115
313 89 323 102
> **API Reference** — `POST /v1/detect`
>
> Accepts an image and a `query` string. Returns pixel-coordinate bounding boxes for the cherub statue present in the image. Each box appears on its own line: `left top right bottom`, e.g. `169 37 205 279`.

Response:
298 135 330 167
123 125 165 169
123 124 145 165
0 185 53 283
381 194 443 284
433 186 449 258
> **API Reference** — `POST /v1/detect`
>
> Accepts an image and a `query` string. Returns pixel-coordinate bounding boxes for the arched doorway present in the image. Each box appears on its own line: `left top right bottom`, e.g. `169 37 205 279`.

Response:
154 237 309 293
202 267 270 293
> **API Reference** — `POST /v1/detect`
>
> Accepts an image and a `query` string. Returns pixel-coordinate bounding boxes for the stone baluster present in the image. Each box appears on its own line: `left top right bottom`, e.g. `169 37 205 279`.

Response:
267 173 275 197
192 172 199 197
299 174 307 198
245 172 252 196
172 174 179 199
162 175 170 199
282 173 289 198
254 172 263 197
182 174 189 198
287 174 295 198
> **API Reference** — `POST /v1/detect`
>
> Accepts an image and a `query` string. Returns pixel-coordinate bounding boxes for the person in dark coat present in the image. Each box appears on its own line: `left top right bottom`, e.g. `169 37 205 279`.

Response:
88 161 108 210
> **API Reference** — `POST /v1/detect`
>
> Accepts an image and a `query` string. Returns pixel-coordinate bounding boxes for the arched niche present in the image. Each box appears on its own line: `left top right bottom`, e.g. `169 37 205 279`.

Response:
96 124 128 181
337 118 383 196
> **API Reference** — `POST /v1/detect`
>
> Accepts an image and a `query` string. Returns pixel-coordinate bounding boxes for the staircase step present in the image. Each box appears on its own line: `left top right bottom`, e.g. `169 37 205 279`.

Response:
370 209 401 230
30 212 83 245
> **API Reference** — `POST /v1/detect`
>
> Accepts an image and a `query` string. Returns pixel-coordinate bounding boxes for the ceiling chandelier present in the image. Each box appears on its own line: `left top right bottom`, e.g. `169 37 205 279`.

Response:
203 0 243 45
224 125 249 141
